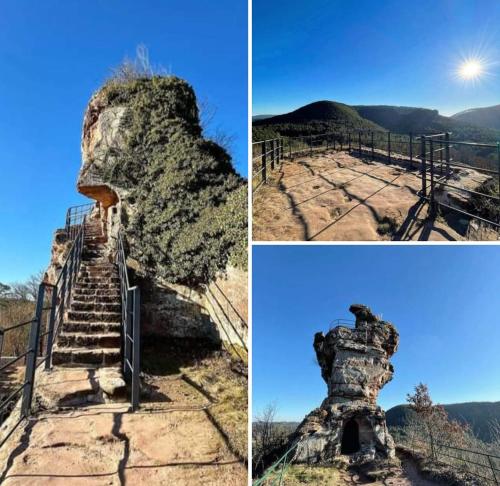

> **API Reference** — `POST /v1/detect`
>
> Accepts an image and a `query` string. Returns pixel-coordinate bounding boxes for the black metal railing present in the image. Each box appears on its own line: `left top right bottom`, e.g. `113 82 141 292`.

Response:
253 442 299 486
204 282 248 362
0 217 86 448
116 230 141 411
65 202 98 240
253 129 500 230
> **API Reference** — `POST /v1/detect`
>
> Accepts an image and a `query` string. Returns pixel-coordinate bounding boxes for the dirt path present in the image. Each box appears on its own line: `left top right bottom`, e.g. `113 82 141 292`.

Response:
0 368 247 485
253 151 484 241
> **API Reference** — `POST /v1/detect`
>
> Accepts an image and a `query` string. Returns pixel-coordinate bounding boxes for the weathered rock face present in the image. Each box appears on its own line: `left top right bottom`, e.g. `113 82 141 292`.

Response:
64 75 248 348
292 304 399 466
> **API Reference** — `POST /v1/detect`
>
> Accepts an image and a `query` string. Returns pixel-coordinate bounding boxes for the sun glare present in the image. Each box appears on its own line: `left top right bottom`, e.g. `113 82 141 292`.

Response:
457 59 484 80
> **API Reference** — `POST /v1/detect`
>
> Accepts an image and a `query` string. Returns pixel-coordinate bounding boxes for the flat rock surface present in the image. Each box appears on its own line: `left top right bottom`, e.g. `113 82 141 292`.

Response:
252 151 486 241
0 370 246 485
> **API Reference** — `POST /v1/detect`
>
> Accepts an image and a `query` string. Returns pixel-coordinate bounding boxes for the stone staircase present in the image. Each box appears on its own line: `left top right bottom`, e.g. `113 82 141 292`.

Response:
52 221 122 367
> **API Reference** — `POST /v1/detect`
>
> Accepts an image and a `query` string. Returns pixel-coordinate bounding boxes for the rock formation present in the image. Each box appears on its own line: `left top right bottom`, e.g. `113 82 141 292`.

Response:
292 304 399 466
47 75 248 349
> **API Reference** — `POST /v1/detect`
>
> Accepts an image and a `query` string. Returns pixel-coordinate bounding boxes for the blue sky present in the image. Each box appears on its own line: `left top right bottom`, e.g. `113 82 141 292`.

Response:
253 245 500 421
253 0 500 116
0 0 247 283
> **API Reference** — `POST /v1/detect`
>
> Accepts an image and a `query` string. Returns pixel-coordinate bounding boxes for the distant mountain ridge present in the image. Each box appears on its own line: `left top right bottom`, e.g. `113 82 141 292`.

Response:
253 100 500 143
386 401 500 443
451 104 500 131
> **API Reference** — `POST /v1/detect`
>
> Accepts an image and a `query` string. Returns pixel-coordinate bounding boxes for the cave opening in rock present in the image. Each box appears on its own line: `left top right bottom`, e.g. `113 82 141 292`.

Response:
341 418 360 455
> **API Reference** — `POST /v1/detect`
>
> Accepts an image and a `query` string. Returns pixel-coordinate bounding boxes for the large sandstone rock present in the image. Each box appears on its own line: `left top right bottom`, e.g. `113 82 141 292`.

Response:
70 76 247 349
292 304 399 466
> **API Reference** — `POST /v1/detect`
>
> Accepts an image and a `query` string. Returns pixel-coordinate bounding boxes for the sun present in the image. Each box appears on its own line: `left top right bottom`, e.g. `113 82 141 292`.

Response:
458 59 484 80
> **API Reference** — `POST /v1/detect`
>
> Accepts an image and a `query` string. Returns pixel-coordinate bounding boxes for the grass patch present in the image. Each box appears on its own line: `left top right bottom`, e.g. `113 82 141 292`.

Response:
182 353 247 461
280 464 340 485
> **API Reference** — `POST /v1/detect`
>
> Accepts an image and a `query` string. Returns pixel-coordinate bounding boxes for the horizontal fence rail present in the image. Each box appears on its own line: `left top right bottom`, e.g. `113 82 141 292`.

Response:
116 230 141 411
253 128 500 231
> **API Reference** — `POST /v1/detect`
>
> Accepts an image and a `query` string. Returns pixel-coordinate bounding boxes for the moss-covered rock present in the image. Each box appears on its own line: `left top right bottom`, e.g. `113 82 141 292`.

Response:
80 75 247 286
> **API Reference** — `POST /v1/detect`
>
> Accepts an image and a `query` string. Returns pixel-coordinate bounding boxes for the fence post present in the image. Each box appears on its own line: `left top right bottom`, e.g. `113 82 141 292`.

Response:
261 140 267 184
45 286 57 370
421 136 427 198
289 138 292 159
309 135 313 156
409 132 413 170
429 429 436 461
497 142 500 200
131 287 141 411
487 454 499 486
280 138 284 161
348 132 351 152
358 132 361 157
387 132 391 163
273 139 277 170
22 284 45 417
371 131 374 160
445 132 451 179
430 139 435 216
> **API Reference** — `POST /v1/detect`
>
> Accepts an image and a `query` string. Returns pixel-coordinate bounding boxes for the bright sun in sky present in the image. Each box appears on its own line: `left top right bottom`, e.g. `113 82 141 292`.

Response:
458 59 484 80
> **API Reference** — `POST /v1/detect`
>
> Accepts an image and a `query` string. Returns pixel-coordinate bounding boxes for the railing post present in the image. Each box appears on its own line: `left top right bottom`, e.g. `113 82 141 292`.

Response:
289 138 292 159
387 131 391 163
261 140 267 184
270 139 275 171
124 289 131 380
326 134 329 151
45 286 57 370
487 453 499 486
22 284 45 417
309 135 313 156
421 136 427 198
371 131 374 160
358 131 361 157
497 142 499 203
348 132 351 152
430 139 435 216
131 288 141 411
280 138 284 161
429 431 436 461
409 132 413 170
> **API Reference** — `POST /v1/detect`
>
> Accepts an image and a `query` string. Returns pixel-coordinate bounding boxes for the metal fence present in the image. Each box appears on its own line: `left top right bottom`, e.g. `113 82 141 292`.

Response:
116 230 141 411
253 129 500 230
0 218 86 448
253 442 298 486
65 202 98 240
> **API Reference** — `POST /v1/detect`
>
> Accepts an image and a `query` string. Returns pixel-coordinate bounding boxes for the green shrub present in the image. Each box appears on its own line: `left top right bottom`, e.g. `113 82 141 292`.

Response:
95 76 247 286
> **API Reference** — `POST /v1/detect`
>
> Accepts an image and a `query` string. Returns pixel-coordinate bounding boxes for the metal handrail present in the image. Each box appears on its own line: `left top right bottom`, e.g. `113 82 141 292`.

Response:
0 214 87 449
253 442 299 486
116 230 141 411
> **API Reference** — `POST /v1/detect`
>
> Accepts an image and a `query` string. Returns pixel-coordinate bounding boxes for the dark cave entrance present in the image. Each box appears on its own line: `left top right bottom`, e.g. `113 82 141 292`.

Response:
341 419 360 454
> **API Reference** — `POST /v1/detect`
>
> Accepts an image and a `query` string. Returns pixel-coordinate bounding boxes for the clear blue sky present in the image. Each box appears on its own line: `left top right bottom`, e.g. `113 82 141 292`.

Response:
253 245 500 421
253 0 500 116
0 0 247 283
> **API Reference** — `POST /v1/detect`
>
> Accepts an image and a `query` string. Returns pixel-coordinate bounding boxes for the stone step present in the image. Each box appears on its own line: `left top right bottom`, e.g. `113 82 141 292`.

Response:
77 276 120 284
81 258 110 264
67 310 121 322
70 301 121 313
74 282 120 290
52 347 120 366
79 269 117 277
63 321 121 334
72 294 121 303
57 332 121 348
